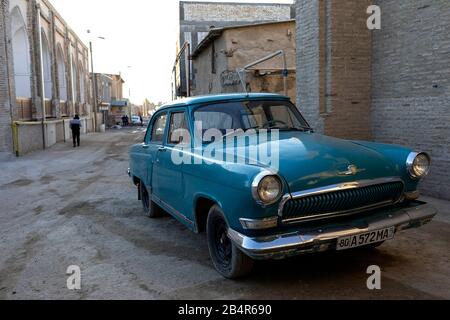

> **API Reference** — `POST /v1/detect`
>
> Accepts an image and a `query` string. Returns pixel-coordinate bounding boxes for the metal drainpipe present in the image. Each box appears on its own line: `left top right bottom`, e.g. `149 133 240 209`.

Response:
12 122 19 156
173 42 191 98
185 42 191 97
238 50 289 96
281 51 288 97
37 4 47 149
63 118 66 142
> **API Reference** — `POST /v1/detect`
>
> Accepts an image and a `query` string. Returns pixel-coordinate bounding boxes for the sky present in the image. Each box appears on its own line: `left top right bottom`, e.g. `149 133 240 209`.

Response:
50 0 293 105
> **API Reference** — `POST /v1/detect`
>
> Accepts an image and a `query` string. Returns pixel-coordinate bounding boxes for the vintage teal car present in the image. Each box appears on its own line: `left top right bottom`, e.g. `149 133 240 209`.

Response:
128 93 436 278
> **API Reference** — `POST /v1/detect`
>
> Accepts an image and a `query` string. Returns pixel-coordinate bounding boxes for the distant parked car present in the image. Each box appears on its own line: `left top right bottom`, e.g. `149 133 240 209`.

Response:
128 93 436 279
131 116 142 126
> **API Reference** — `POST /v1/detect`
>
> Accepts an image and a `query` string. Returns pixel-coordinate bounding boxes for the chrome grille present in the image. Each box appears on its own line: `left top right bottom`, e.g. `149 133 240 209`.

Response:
281 181 405 223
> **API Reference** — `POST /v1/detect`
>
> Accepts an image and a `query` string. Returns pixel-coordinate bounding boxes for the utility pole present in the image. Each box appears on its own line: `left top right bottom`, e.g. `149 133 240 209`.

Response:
89 41 98 132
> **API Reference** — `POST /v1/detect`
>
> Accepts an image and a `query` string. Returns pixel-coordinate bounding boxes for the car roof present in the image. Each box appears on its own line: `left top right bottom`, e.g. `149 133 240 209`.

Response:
157 93 290 112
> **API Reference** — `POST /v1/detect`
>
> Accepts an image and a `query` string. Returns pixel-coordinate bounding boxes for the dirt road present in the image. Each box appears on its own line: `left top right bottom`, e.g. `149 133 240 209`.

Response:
0 129 449 299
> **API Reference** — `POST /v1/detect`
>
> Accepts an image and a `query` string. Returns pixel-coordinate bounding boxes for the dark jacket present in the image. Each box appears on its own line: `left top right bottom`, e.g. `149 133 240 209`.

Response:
70 119 82 132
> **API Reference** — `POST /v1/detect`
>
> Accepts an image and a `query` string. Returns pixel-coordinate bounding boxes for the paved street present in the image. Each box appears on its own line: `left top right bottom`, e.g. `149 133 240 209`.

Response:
0 129 449 300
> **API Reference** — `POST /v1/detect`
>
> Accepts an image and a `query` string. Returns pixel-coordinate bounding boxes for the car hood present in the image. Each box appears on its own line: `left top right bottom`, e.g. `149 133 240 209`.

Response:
224 132 401 193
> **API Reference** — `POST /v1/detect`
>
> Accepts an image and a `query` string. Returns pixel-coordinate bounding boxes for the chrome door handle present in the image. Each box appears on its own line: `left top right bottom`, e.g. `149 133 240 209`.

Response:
158 147 167 152
142 144 149 149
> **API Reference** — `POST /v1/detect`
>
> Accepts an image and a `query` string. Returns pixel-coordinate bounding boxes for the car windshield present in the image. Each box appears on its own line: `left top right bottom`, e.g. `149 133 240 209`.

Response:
193 100 312 135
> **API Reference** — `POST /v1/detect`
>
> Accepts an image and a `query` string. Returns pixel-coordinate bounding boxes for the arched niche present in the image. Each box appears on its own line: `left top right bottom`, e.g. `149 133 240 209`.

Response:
78 62 85 103
71 57 77 102
56 44 67 101
10 6 31 98
40 30 52 99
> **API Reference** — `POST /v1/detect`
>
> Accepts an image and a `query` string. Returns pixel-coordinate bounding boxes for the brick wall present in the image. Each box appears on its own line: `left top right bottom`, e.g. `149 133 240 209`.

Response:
0 0 13 153
372 0 450 200
296 0 450 200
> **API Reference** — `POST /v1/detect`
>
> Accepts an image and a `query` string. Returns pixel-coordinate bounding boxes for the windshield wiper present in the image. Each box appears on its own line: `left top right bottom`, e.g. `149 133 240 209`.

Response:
269 127 313 132
221 126 313 140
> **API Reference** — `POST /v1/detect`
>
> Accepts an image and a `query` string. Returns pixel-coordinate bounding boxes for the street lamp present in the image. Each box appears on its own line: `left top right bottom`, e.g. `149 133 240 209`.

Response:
122 66 133 118
87 30 105 132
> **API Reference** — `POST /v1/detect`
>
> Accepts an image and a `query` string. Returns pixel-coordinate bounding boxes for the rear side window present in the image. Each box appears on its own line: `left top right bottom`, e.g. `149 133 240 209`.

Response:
150 113 167 143
195 111 233 131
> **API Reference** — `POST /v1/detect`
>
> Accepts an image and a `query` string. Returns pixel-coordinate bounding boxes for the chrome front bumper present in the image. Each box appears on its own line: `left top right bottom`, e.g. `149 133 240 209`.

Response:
228 202 437 260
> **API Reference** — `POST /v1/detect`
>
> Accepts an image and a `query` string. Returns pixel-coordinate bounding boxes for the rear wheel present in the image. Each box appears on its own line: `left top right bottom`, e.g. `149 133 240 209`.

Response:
139 182 163 218
206 205 254 279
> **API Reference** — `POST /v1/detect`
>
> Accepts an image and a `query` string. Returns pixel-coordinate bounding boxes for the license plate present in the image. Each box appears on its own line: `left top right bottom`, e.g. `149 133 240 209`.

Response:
336 227 395 251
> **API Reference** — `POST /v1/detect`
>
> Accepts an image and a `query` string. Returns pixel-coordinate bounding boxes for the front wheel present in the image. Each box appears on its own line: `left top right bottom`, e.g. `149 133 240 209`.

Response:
206 205 254 279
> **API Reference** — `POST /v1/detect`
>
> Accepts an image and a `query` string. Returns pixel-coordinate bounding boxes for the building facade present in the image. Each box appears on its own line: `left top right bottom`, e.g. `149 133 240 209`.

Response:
191 20 296 102
0 0 93 155
295 0 450 200
94 73 128 126
174 1 295 99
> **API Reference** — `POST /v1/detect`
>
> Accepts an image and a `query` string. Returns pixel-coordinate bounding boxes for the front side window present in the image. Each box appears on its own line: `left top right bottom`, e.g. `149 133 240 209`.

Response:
150 112 167 143
168 111 190 145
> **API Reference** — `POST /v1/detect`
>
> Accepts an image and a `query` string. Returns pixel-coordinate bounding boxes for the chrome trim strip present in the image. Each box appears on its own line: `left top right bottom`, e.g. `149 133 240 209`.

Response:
240 217 279 230
152 195 194 226
229 202 437 260
282 200 394 224
406 152 419 178
278 177 405 222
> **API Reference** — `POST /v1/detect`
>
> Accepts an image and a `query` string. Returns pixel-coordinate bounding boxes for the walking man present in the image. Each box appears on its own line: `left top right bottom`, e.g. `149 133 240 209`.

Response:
70 115 82 148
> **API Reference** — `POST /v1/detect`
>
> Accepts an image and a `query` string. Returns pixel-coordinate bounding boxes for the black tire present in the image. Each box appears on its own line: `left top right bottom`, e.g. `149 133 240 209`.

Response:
206 205 254 279
139 182 163 218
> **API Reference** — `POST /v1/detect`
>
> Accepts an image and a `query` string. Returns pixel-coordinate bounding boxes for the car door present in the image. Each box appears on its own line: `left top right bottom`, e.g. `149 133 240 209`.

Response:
143 111 168 190
153 108 191 220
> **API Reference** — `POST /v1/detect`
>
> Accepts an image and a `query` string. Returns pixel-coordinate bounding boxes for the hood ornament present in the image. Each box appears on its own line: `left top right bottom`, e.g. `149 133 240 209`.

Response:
339 165 360 176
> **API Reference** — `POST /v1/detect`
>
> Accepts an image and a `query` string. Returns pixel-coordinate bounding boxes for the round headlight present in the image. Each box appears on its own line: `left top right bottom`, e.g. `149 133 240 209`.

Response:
252 173 283 205
407 152 431 179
